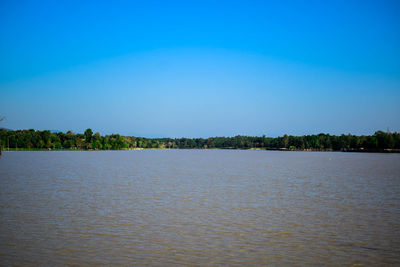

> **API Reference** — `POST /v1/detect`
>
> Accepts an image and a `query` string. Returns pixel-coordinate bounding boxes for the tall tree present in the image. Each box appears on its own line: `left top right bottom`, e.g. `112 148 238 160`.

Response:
84 128 93 143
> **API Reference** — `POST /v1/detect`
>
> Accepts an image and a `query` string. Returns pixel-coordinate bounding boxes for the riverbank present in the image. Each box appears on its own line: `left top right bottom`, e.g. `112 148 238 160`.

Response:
2 129 399 153
2 147 400 153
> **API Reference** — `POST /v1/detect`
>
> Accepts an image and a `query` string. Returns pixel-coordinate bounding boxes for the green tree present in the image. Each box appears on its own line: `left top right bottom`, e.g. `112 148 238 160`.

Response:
84 128 93 143
375 131 395 149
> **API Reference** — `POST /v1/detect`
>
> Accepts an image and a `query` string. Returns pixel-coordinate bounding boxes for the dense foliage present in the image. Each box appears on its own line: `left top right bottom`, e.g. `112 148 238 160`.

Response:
1 129 399 152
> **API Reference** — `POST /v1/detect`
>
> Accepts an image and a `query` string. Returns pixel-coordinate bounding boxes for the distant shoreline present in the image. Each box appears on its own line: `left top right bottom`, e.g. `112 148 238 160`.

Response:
2 147 399 153
1 129 399 153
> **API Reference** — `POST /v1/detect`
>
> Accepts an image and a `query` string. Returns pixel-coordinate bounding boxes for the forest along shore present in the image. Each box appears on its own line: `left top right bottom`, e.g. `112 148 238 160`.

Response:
2 147 400 153
0 128 399 152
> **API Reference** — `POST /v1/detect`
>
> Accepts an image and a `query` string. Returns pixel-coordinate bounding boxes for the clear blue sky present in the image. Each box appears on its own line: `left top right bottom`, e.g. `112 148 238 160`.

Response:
0 0 399 137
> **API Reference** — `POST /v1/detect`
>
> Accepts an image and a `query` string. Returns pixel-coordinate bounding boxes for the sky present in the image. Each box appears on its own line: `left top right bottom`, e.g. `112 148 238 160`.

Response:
0 0 399 137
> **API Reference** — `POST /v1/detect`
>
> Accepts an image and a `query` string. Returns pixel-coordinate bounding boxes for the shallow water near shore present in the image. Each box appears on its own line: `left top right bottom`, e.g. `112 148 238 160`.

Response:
0 150 399 265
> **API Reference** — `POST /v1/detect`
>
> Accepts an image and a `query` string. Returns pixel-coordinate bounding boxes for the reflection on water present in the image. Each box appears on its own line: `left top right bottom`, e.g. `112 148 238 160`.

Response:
0 150 399 265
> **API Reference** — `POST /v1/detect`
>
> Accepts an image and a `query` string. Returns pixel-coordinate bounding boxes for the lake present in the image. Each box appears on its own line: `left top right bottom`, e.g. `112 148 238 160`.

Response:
0 150 399 265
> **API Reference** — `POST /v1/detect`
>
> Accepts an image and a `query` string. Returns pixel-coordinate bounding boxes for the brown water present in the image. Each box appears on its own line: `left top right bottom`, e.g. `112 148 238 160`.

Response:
0 150 399 266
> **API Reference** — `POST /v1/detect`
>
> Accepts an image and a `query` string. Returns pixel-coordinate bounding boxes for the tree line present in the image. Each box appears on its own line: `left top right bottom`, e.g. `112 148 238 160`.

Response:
0 128 399 152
